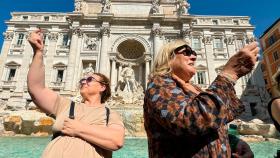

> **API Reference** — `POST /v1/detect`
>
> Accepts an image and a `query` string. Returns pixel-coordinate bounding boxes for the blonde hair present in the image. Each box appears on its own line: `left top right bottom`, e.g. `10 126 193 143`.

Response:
150 39 190 77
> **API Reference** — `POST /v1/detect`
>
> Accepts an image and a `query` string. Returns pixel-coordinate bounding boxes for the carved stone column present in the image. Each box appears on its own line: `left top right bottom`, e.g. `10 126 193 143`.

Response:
152 24 163 59
181 24 191 43
224 35 235 56
139 63 143 85
64 27 82 93
14 32 33 93
118 63 123 83
145 57 151 89
0 32 14 82
110 57 117 92
202 33 215 82
45 32 59 86
99 23 110 77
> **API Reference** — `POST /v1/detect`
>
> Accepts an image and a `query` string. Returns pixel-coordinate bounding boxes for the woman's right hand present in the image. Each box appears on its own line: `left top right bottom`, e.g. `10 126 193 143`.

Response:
28 29 44 53
221 42 259 81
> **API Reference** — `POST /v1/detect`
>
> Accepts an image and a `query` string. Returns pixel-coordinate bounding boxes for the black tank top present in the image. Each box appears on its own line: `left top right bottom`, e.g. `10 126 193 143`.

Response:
268 97 280 132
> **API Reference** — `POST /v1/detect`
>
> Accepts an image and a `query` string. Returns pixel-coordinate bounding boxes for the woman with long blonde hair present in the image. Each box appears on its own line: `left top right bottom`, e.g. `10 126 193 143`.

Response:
144 39 258 157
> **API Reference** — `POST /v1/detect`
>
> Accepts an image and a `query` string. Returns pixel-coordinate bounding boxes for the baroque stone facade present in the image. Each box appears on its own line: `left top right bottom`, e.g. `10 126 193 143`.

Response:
0 0 271 136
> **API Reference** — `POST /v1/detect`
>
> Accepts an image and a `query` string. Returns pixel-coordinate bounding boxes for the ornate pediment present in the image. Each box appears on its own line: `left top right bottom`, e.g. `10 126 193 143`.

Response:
53 62 67 68
5 61 21 66
196 64 207 70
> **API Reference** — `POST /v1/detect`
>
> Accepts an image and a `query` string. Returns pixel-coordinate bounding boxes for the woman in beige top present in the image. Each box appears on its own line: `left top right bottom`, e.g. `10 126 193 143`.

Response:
27 30 125 158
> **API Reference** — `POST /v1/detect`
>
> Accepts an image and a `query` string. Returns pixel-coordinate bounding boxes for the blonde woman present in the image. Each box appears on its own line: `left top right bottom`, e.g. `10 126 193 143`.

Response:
27 30 125 158
144 39 259 157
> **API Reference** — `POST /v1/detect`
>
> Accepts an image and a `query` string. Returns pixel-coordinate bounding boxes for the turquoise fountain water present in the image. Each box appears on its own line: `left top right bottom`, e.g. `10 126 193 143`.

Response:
0 137 279 158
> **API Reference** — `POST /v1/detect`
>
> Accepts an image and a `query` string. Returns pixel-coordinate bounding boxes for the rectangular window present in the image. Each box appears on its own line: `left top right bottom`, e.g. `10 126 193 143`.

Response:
56 70 64 83
212 20 218 25
23 16 28 20
62 34 69 46
273 51 279 61
8 68 16 81
44 16 49 21
233 20 239 25
197 71 206 84
192 38 201 50
268 35 276 46
17 33 25 46
236 39 244 50
213 38 223 49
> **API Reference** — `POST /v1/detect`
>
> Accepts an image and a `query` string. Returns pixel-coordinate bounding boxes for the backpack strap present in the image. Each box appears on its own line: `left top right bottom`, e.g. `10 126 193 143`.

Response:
105 107 110 126
52 101 75 140
69 101 75 119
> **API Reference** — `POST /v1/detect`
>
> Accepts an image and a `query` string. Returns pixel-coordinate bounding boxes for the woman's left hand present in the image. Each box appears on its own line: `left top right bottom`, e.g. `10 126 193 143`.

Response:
61 118 84 137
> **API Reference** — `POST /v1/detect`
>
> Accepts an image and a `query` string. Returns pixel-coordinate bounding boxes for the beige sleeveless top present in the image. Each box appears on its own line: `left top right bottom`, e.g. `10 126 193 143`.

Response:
41 96 124 158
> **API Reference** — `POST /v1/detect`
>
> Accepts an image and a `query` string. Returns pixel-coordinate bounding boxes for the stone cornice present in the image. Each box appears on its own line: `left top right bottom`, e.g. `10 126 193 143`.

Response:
191 25 255 30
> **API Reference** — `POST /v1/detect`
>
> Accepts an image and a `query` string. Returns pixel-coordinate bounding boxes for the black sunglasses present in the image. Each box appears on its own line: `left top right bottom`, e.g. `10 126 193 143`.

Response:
79 76 102 86
174 44 197 57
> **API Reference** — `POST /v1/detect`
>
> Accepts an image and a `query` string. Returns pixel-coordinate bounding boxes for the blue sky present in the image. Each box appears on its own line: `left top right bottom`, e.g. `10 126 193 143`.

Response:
0 0 279 51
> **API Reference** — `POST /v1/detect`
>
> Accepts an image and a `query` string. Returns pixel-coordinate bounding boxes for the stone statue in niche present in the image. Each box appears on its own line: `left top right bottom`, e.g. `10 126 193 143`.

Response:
101 0 111 13
83 63 95 75
177 0 190 15
151 0 160 14
85 38 97 50
115 63 144 104
120 64 138 93
74 0 82 12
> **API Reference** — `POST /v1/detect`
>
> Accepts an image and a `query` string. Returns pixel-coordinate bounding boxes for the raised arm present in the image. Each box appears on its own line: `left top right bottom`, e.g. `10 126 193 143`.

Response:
27 30 57 114
145 75 240 136
145 42 259 136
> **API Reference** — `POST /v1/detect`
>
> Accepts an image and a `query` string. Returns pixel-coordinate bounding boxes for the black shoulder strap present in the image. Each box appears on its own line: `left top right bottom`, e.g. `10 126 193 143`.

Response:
52 100 75 140
105 107 110 126
69 101 75 119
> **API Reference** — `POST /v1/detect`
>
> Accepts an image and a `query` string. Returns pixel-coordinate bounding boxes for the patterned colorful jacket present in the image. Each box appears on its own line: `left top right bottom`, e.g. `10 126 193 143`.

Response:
144 74 244 158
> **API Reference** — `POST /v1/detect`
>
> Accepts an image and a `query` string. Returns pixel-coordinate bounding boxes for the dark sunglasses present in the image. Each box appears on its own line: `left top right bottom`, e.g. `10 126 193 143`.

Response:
174 44 197 57
79 76 102 86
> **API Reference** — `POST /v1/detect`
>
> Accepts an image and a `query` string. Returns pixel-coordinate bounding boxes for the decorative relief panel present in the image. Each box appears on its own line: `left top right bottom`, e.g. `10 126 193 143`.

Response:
30 15 42 21
3 32 14 41
202 36 212 44
220 18 233 25
181 28 191 38
246 36 257 44
48 32 59 41
52 15 64 21
199 18 212 25
12 15 21 20
83 35 98 51
240 19 249 25
72 27 83 37
164 35 179 43
100 25 110 36
224 36 234 45
151 26 163 37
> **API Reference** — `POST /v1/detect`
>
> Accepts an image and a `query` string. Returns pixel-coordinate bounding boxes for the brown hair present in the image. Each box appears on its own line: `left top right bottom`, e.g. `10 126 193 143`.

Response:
94 73 111 103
